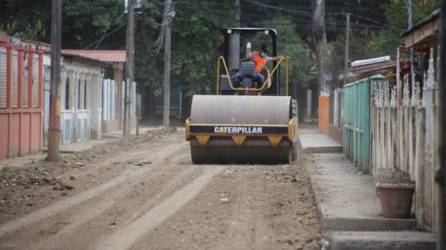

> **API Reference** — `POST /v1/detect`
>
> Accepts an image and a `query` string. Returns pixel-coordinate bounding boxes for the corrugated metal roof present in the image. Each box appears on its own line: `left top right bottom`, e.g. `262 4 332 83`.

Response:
62 49 126 63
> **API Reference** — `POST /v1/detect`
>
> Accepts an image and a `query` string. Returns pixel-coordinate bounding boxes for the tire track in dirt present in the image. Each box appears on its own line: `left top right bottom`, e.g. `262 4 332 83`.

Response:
131 163 321 250
0 142 187 239
95 166 225 250
32 156 199 250
213 167 275 250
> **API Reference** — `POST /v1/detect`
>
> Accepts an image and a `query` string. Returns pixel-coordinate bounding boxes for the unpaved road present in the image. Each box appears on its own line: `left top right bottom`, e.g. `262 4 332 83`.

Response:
0 130 321 250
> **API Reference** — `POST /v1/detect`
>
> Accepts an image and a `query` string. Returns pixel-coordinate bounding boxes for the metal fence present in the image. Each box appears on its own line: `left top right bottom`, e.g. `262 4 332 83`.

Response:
342 77 372 173
0 44 44 159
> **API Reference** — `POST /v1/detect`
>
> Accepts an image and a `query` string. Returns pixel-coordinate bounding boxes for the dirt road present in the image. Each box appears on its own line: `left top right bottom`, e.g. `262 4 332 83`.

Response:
0 130 321 250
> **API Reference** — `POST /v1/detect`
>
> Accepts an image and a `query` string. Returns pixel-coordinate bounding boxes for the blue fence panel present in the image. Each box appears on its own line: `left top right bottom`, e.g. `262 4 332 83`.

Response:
342 78 371 172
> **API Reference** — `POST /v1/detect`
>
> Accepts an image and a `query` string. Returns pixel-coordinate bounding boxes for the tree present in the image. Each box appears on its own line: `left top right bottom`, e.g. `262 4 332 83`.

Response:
0 0 127 48
368 0 440 56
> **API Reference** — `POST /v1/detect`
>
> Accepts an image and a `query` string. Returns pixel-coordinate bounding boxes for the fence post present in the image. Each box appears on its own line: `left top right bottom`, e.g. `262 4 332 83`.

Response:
422 47 437 231
416 106 426 229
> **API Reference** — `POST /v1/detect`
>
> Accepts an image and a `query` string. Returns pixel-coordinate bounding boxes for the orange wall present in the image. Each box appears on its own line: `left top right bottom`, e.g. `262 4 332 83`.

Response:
318 96 329 133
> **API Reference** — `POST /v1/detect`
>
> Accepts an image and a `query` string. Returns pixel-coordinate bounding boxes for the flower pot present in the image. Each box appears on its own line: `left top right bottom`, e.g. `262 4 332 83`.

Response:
376 182 415 218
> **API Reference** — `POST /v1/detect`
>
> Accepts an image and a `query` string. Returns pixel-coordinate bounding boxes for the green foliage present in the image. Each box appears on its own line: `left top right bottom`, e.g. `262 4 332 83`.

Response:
62 0 126 48
0 0 51 40
272 18 316 84
0 166 14 173
136 0 237 95
0 0 126 48
368 0 440 57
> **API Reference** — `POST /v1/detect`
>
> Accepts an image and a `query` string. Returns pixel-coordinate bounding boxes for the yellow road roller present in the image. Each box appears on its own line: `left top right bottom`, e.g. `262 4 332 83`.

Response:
185 28 298 164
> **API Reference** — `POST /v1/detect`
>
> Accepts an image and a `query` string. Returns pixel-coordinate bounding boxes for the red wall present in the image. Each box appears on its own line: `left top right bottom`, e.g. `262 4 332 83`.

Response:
328 125 343 144
0 41 43 159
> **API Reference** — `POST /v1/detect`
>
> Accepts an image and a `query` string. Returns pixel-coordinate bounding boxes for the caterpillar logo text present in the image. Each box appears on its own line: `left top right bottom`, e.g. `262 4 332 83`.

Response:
214 126 263 134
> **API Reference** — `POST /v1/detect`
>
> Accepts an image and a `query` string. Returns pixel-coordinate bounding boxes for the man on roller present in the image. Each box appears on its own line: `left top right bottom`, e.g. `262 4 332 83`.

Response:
232 43 284 86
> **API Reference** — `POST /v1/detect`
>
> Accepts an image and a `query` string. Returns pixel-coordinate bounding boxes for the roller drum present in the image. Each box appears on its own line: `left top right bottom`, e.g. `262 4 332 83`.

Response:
190 95 292 125
189 95 295 164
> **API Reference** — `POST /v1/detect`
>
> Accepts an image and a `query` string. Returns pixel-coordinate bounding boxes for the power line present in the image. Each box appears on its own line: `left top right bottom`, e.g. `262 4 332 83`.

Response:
349 13 402 31
83 22 125 49
170 1 386 32
242 0 313 16
93 0 124 49
242 0 396 30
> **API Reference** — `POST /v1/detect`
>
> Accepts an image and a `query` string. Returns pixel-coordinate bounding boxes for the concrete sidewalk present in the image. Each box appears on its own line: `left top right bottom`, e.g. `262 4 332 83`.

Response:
298 128 342 154
43 137 118 153
102 126 162 139
299 128 436 250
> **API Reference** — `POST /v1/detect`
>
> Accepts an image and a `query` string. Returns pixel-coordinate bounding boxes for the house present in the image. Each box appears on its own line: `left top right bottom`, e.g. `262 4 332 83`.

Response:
0 35 44 159
55 51 106 143
61 50 136 134
0 32 136 158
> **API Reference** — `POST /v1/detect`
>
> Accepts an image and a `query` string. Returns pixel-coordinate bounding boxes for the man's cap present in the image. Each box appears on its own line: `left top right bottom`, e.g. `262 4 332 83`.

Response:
260 43 268 53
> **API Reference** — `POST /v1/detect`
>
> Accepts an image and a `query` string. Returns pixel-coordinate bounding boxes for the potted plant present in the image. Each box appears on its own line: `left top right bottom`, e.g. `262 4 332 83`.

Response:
374 168 415 218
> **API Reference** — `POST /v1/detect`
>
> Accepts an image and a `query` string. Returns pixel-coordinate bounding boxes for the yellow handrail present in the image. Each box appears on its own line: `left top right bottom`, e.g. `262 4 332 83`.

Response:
269 56 289 96
216 56 289 95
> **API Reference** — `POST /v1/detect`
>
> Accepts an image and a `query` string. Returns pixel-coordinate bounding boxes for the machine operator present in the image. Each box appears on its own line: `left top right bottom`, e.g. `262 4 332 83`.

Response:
232 44 285 86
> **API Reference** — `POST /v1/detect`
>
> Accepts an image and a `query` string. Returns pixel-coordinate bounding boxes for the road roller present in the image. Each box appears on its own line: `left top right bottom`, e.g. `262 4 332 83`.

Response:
185 28 298 164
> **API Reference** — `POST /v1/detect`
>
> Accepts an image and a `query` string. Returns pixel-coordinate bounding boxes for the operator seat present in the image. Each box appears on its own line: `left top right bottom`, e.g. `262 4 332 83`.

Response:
239 61 256 88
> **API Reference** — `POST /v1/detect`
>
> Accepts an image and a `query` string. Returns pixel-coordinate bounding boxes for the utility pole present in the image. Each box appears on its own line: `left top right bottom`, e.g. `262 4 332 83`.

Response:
406 0 416 101
313 0 329 133
437 3 446 249
236 0 240 23
163 0 174 128
47 0 62 162
124 0 135 138
343 12 350 85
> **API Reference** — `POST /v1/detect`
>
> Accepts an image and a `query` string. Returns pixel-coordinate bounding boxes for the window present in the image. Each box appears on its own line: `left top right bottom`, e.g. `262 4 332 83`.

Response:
65 78 70 110
78 79 81 109
12 52 18 108
84 79 87 109
32 56 39 107
0 48 7 108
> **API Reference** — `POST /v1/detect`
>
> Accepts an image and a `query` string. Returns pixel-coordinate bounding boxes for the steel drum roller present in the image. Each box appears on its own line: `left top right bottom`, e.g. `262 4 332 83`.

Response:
188 95 295 164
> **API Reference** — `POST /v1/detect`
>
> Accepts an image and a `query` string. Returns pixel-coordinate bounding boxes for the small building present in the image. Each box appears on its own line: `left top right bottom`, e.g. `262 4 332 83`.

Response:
61 50 135 134
55 52 106 143
0 33 136 158
0 35 44 159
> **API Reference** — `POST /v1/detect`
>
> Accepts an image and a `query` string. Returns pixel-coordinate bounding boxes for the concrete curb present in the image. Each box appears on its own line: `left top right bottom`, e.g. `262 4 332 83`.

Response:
326 231 436 250
301 145 343 154
321 217 416 232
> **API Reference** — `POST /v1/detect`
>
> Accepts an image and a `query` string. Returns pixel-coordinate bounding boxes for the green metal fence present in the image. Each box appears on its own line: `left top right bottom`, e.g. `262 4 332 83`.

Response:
342 77 374 173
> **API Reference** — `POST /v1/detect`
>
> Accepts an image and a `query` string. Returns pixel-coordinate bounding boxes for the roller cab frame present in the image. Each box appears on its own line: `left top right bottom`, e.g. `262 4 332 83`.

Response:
185 28 298 164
